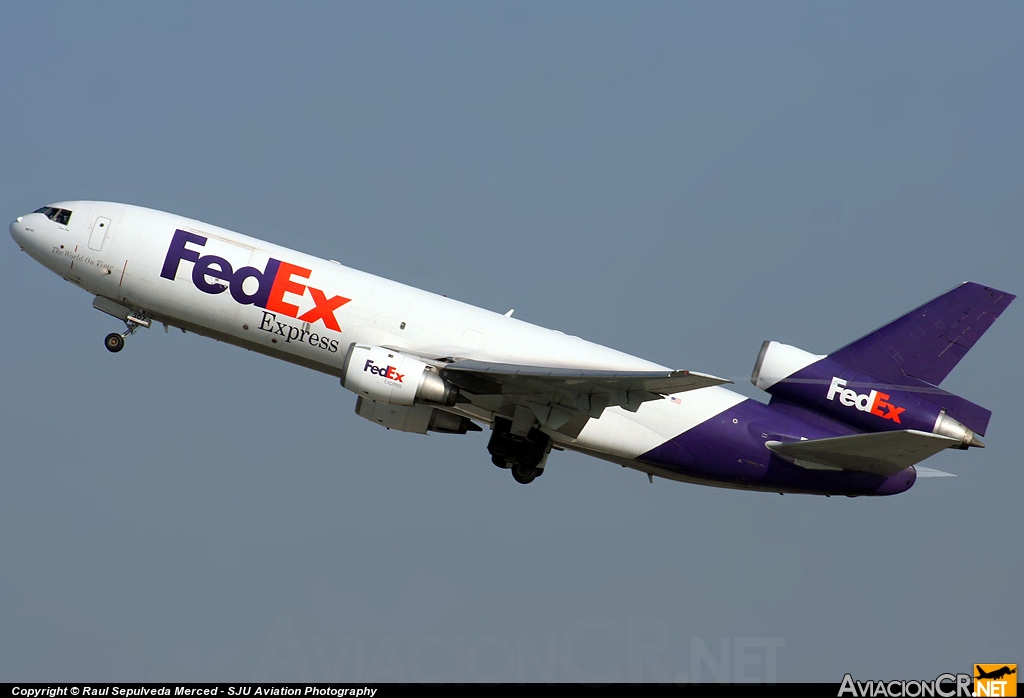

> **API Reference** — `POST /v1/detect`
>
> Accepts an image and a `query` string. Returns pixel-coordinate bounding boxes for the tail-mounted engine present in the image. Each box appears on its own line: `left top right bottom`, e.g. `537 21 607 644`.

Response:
341 344 459 407
752 341 987 449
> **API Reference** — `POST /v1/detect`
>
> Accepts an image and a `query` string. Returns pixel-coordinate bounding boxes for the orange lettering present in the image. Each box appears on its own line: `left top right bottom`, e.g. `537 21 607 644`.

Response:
265 262 311 318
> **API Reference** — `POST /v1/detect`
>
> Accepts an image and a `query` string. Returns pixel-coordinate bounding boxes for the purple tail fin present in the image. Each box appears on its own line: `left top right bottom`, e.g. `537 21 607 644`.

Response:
829 282 1015 387
754 282 1014 436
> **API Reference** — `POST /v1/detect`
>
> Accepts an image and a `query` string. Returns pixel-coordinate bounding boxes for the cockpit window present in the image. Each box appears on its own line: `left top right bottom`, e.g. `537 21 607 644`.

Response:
34 206 73 225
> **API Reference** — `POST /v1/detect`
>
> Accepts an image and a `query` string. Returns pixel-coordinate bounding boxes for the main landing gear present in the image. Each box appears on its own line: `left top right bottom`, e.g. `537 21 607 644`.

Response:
104 313 151 353
487 418 552 485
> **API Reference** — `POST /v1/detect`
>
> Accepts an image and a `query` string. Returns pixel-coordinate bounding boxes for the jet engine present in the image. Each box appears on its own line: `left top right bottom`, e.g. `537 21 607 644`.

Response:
341 344 459 407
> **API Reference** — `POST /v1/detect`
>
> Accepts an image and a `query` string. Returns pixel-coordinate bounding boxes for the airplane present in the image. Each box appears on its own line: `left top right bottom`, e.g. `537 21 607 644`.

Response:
8 201 1015 496
975 666 1017 681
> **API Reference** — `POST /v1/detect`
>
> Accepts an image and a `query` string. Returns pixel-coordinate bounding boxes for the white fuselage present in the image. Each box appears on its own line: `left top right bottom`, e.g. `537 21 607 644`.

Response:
10 201 746 482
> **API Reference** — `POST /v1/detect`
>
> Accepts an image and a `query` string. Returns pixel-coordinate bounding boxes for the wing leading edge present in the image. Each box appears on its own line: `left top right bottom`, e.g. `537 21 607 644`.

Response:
441 360 728 395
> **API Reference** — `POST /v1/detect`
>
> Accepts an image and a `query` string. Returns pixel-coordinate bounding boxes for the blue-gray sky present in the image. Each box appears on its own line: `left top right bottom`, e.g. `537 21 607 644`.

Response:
2 2 1021 682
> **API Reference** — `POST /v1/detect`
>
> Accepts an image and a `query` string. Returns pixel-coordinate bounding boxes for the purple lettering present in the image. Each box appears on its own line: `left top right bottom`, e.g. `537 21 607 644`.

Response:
230 259 280 307
160 229 206 280
192 255 233 294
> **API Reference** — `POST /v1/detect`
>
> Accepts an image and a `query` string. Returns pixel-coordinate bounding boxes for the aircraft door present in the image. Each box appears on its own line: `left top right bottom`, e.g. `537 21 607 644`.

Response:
89 217 111 251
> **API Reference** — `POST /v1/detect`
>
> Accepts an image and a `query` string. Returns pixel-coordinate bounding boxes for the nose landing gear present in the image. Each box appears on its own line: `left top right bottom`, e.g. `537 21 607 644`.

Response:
104 312 151 353
104 332 125 353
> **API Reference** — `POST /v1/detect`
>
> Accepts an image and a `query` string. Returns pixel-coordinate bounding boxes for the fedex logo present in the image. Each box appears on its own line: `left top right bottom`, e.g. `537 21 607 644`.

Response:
826 377 905 423
160 230 350 331
364 359 404 383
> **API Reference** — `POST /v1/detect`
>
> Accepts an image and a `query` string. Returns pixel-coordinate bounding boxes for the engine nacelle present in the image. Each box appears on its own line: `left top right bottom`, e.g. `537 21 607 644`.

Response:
752 340 985 448
341 344 458 407
355 397 479 435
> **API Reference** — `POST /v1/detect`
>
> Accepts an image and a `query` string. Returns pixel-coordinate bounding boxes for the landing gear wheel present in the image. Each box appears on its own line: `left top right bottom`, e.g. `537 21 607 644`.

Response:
105 333 125 353
104 312 150 354
491 455 511 469
511 462 538 485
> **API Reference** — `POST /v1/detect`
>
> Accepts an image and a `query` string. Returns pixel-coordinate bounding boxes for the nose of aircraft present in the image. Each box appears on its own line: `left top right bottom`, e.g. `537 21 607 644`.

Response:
10 215 27 247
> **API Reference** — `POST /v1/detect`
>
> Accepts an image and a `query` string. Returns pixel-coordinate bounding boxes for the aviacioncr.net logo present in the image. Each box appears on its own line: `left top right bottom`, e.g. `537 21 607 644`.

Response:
975 664 1017 697
838 673 972 697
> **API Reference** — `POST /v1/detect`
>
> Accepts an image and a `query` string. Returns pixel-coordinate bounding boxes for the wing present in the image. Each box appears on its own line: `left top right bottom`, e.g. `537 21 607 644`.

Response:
766 430 958 476
439 359 730 436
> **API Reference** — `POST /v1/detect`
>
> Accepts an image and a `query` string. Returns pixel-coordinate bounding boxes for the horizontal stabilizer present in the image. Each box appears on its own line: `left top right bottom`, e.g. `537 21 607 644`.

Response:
766 430 958 476
914 466 957 478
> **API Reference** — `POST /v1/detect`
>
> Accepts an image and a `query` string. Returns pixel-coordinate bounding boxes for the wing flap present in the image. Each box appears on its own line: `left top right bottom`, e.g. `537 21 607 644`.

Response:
438 360 730 434
766 429 958 476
